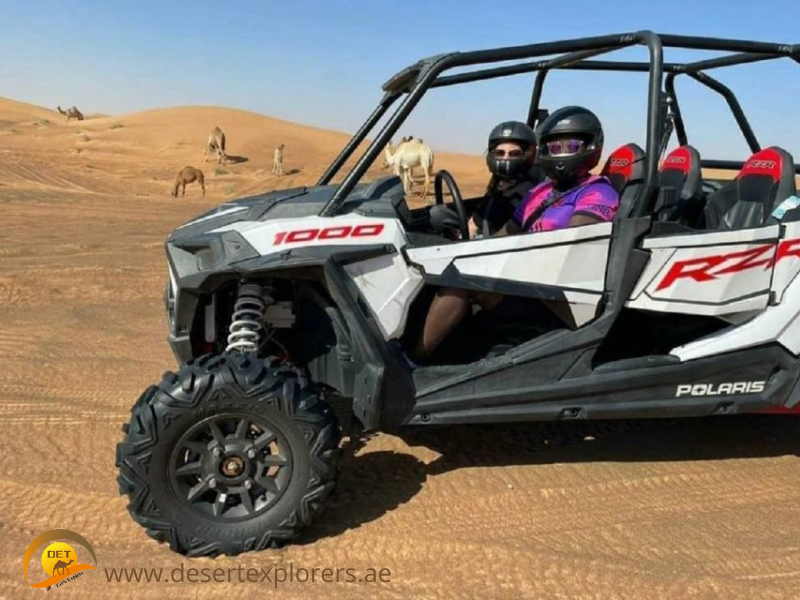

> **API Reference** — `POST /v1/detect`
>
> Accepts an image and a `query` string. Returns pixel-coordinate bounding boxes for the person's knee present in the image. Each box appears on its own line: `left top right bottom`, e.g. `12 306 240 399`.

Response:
437 287 469 301
474 291 503 310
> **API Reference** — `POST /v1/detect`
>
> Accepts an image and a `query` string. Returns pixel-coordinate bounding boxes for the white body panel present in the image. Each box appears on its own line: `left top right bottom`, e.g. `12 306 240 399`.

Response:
212 215 406 256
627 225 779 316
673 222 800 361
213 215 422 340
770 222 800 304
344 253 423 339
407 222 613 326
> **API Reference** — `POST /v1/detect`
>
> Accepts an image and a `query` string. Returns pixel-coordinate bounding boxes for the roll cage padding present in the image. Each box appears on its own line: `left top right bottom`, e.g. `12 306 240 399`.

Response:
703 146 797 229
600 143 646 218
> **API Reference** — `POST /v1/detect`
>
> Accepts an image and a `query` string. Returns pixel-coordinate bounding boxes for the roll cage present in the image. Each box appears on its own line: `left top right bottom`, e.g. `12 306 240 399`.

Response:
317 31 800 219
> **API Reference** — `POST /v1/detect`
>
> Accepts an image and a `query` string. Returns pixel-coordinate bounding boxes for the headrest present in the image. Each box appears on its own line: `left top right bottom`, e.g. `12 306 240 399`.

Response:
736 147 796 201
660 145 702 200
601 143 646 193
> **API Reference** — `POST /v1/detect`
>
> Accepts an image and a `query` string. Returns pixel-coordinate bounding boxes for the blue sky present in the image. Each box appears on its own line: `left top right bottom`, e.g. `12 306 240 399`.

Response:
2 0 800 159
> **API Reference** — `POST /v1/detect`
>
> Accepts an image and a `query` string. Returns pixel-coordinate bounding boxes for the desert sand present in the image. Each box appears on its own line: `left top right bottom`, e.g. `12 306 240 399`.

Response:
3 96 800 599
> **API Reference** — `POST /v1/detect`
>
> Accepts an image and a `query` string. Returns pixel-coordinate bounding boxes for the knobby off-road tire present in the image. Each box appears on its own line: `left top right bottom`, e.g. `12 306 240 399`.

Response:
116 353 340 557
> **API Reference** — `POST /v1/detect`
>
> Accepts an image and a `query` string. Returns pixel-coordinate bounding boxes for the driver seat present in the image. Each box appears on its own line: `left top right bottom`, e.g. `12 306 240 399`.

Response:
600 143 646 218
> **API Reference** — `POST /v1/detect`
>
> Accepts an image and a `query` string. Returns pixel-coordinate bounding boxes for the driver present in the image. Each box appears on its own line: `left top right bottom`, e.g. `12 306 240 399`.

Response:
470 121 539 237
409 106 618 363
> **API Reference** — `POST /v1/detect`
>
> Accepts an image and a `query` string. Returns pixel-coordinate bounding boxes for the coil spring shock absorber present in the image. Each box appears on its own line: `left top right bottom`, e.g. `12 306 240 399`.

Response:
225 283 272 353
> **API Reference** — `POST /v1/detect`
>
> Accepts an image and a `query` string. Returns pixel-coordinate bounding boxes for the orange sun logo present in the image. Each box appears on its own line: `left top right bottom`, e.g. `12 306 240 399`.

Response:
23 529 97 589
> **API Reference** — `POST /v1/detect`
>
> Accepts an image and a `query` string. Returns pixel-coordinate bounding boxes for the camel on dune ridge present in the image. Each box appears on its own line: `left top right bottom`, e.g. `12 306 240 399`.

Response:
57 106 84 121
172 166 205 197
273 144 285 176
204 126 227 165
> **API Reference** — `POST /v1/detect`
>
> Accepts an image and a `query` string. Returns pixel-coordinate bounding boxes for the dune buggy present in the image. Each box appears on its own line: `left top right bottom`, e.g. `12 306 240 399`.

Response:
117 31 800 556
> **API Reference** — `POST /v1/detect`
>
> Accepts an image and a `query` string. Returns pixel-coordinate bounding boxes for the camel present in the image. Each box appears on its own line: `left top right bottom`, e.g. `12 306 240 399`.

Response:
172 166 205 197
57 106 84 121
382 136 415 169
272 144 285 176
383 137 435 200
204 126 227 165
53 559 74 577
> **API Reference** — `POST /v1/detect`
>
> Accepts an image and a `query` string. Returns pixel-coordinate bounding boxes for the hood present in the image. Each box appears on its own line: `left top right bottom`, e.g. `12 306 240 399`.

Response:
169 176 406 242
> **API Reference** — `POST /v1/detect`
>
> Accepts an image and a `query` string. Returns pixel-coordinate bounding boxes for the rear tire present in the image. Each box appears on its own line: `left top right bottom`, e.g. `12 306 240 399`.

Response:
116 353 340 557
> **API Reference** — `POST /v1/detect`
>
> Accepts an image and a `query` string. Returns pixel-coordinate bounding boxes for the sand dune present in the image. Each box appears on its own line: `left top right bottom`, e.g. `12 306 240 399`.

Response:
0 95 59 125
0 97 487 203
3 95 800 600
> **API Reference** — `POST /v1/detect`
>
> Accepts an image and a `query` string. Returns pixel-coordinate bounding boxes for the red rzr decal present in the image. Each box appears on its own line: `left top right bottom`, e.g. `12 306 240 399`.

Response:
656 238 800 290
273 223 385 246
774 237 800 263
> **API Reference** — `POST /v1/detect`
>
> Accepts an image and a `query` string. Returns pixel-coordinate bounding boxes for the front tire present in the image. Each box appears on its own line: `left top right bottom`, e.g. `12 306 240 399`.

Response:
116 353 340 556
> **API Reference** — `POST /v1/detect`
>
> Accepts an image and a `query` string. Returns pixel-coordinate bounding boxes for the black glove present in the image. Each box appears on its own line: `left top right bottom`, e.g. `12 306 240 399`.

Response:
429 204 463 235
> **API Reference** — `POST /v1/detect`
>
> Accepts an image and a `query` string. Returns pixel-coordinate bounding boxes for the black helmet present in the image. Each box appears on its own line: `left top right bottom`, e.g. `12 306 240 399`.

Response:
485 120 536 180
537 106 604 186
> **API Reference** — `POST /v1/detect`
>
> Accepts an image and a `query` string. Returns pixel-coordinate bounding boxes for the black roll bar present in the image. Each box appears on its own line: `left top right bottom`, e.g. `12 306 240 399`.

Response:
664 74 688 147
684 52 777 72
321 33 640 216
317 94 400 186
632 31 664 218
657 34 796 54
527 69 549 128
431 46 628 89
686 72 760 153
317 32 800 218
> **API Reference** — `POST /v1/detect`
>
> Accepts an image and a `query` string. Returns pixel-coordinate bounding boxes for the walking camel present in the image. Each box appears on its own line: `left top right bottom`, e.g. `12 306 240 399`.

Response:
204 126 227 165
172 166 205 197
53 559 74 577
382 136 416 169
383 137 435 200
57 106 84 121
272 144 285 176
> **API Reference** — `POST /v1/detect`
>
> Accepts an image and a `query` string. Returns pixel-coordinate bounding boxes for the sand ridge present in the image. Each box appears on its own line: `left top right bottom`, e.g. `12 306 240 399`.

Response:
0 97 488 204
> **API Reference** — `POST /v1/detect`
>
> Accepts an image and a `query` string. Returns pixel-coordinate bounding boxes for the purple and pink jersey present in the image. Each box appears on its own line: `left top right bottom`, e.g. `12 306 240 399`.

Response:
511 175 619 232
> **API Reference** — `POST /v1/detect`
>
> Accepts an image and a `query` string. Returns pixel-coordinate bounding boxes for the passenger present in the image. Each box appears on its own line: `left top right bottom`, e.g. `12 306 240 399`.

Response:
410 106 618 363
470 121 539 237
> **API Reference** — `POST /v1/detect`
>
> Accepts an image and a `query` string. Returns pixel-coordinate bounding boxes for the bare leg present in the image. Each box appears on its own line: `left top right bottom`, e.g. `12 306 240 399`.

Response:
411 287 470 360
473 291 503 310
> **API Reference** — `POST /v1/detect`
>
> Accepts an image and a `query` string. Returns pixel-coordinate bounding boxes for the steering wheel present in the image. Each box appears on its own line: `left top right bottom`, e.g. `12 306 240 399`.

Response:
434 170 470 240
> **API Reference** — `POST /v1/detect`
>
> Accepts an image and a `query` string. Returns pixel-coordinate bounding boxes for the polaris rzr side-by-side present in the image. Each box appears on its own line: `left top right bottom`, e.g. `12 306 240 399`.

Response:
117 32 800 556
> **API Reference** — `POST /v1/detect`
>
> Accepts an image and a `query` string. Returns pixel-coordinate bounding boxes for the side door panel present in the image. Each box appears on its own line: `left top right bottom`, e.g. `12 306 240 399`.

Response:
770 221 800 304
671 221 800 361
405 222 613 327
627 225 780 316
